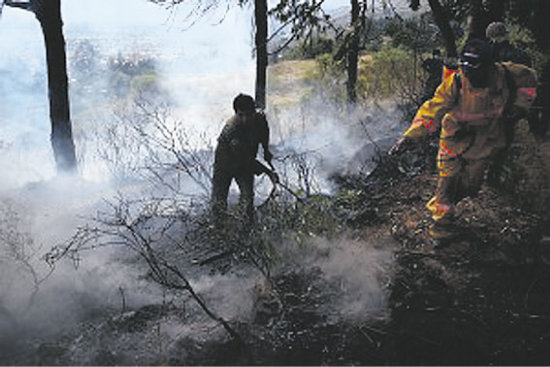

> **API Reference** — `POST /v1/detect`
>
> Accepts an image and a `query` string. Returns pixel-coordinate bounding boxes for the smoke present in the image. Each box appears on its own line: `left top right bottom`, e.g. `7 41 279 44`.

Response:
314 236 396 321
0 178 163 340
0 1 407 364
274 235 396 323
0 0 255 187
0 4 258 351
268 95 405 195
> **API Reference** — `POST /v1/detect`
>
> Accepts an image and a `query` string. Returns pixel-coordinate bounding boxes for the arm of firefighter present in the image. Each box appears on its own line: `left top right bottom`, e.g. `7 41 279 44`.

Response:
389 135 413 156
404 73 458 139
253 160 279 183
257 111 273 164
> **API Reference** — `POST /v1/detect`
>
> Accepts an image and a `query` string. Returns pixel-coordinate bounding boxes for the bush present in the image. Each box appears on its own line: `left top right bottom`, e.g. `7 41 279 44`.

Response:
507 23 546 72
357 45 421 101
284 35 334 60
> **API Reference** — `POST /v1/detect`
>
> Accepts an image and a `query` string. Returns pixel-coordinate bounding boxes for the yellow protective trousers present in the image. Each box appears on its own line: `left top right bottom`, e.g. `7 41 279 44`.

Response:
403 62 537 223
426 158 490 222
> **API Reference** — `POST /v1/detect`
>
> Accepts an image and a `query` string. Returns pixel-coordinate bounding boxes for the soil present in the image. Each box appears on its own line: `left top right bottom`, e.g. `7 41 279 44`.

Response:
215 125 550 365
3 124 549 366
161 126 550 365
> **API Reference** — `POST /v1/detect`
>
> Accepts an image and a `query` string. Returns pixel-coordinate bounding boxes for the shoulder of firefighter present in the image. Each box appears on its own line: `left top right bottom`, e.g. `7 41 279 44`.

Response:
403 66 462 139
403 62 537 139
497 43 532 67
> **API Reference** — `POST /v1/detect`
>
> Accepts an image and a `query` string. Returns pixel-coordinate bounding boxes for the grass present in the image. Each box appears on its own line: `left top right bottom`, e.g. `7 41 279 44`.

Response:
267 59 319 110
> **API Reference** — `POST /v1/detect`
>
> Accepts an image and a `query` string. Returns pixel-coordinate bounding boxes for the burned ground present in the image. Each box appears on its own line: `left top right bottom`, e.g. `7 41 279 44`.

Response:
177 130 550 365
1 120 549 366
229 123 550 365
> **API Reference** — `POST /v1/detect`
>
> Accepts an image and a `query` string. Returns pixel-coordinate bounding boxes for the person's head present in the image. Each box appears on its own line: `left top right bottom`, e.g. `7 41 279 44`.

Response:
233 93 256 117
460 38 493 88
486 21 508 43
432 48 441 58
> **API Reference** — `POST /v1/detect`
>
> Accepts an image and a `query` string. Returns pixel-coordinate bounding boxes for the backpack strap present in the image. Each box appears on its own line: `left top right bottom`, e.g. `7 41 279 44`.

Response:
454 72 462 105
500 62 517 115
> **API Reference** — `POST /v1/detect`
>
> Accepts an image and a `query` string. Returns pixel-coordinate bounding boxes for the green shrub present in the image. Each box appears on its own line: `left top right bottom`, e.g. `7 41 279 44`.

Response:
507 23 546 72
285 35 335 60
357 45 421 100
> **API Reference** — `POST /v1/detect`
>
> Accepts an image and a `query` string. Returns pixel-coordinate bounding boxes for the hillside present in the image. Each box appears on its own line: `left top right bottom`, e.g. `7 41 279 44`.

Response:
1 58 550 365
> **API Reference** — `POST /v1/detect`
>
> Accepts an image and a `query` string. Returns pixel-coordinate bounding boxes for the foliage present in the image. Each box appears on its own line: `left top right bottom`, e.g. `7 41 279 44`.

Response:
506 23 547 72
268 0 333 55
357 45 421 102
383 13 440 53
107 54 162 100
283 35 334 60
304 53 347 107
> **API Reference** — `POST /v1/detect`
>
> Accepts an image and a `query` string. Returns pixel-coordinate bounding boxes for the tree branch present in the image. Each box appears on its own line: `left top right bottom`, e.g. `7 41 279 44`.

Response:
4 0 32 11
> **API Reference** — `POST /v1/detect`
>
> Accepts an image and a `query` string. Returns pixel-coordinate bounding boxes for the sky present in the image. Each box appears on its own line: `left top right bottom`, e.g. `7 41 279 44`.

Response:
0 0 415 187
0 0 258 185
0 3 402 351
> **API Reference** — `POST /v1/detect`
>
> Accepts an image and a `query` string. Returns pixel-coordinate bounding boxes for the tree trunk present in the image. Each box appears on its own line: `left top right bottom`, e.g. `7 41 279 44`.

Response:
347 0 360 104
427 0 457 58
254 0 268 109
485 0 505 21
467 0 490 39
34 0 77 173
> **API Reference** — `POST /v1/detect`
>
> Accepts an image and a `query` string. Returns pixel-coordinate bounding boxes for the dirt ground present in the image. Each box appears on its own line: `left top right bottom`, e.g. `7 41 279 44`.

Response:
2 121 549 366
158 124 550 365
214 123 550 365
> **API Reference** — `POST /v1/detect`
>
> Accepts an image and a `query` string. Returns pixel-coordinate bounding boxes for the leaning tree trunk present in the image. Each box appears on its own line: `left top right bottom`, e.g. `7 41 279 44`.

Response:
254 0 268 109
427 0 457 58
346 0 360 104
34 0 77 173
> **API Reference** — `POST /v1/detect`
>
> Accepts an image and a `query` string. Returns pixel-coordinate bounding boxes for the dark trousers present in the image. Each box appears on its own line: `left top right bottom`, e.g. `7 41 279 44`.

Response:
211 167 255 225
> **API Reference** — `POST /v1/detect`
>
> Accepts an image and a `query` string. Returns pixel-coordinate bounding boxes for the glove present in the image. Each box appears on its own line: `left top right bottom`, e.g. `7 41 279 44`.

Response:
389 136 411 156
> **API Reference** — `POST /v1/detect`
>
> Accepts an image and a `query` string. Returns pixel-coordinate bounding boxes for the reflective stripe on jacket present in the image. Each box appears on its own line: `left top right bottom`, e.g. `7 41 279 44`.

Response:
404 63 537 176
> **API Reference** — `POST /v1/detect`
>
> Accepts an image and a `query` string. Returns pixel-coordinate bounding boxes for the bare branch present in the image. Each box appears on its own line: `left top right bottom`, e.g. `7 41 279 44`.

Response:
4 0 32 11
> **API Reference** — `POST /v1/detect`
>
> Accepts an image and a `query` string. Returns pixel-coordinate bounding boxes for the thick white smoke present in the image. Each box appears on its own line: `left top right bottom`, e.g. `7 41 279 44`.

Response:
0 0 403 363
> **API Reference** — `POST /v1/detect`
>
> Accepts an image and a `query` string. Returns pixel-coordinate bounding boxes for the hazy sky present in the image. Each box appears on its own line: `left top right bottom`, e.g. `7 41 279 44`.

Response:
0 0 360 186
0 0 258 184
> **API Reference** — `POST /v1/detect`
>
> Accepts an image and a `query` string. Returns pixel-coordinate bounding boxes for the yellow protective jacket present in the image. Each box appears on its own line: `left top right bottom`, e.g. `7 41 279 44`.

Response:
404 62 537 176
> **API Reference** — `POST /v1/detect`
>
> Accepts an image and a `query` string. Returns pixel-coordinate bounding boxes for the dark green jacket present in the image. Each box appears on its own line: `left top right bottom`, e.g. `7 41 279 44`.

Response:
214 111 270 175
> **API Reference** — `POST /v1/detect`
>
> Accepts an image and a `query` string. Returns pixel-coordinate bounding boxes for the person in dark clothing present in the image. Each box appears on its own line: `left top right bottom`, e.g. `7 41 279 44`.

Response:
211 94 278 226
528 59 550 140
421 48 444 102
485 22 536 185
486 21 532 67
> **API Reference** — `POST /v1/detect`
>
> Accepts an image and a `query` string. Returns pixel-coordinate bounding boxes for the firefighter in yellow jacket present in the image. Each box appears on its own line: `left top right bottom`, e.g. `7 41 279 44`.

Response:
390 38 537 240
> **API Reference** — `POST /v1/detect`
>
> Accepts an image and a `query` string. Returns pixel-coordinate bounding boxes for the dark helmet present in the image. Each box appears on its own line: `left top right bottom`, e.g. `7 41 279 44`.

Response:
460 38 493 88
459 38 493 70
233 93 255 113
432 48 441 57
